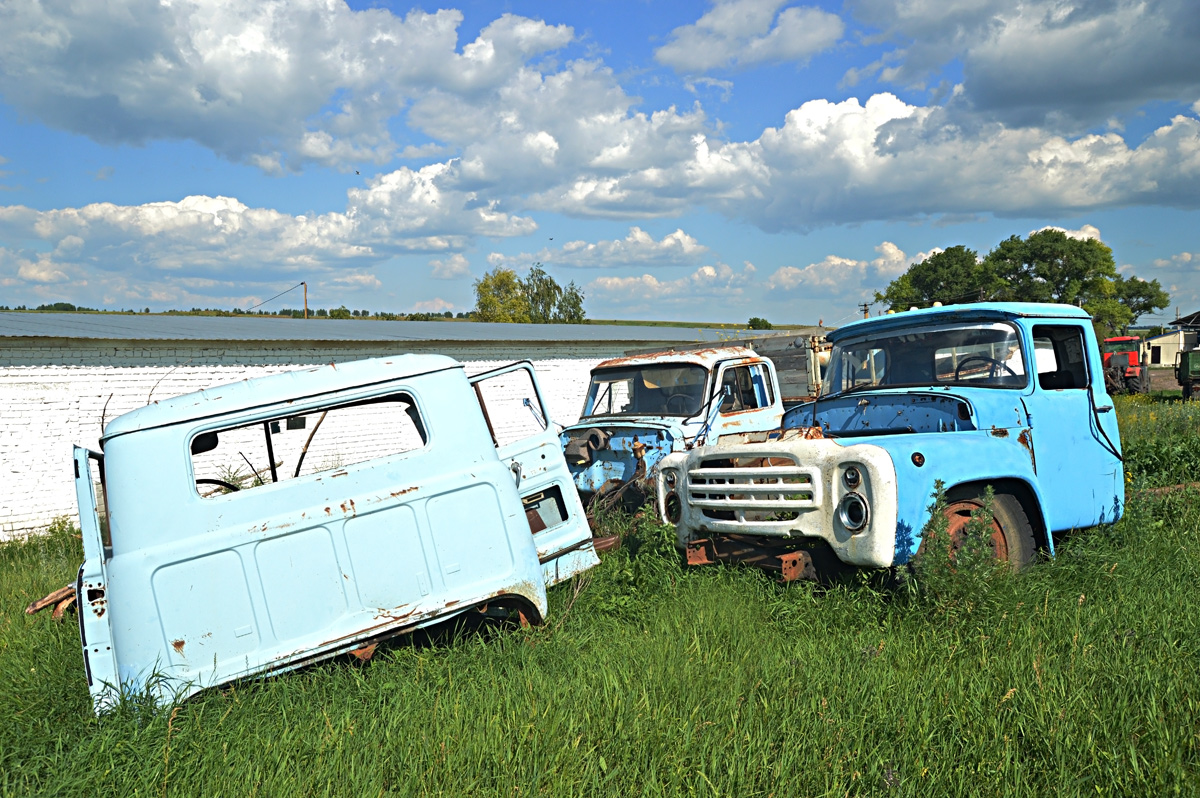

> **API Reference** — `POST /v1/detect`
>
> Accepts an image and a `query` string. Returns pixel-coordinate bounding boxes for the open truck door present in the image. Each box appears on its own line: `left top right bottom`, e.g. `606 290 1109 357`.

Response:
471 362 600 586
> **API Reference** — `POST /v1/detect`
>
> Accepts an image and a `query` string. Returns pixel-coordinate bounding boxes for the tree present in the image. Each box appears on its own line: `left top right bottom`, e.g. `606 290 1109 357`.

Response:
875 246 997 309
329 305 352 320
875 231 1169 334
473 268 531 323
747 317 773 330
473 264 586 324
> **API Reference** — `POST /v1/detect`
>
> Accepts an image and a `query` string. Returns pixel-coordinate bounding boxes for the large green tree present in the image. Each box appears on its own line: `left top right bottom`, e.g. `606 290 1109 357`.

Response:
876 230 1169 333
473 268 531 323
874 245 997 309
473 264 586 324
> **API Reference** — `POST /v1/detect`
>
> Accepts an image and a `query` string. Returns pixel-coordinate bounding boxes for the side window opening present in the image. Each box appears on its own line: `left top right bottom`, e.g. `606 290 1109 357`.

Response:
190 392 427 498
1031 325 1089 390
471 366 549 449
719 366 764 413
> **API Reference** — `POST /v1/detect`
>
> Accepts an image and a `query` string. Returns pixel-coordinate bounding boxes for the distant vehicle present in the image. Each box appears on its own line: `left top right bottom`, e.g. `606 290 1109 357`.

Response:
1176 347 1200 400
656 303 1124 580
72 355 598 713
560 338 828 512
1101 335 1150 394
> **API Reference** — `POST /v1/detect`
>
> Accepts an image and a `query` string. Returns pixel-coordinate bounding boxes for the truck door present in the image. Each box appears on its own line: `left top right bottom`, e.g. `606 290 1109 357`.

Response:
470 363 599 586
72 447 120 712
1025 323 1124 530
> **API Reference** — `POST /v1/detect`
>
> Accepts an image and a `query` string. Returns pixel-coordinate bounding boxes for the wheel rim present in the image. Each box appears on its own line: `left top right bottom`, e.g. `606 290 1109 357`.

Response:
942 499 1010 562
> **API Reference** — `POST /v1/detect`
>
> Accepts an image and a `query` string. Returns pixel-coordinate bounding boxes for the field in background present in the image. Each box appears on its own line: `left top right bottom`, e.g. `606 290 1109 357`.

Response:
2 398 1198 796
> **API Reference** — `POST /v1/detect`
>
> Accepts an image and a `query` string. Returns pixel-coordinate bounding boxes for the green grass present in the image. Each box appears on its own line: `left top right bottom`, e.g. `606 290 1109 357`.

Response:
2 403 1198 796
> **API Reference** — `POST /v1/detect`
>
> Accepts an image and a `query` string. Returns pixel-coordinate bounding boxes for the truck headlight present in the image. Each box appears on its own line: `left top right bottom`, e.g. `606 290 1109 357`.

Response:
843 466 861 489
838 492 869 532
664 470 677 489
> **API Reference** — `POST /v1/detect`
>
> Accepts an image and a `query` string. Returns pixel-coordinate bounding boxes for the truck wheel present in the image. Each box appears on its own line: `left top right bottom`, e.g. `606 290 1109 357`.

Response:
1185 382 1194 401
942 492 1036 571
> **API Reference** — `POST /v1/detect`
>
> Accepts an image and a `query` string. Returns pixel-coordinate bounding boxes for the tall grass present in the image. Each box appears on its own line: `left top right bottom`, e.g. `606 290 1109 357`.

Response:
2 402 1197 796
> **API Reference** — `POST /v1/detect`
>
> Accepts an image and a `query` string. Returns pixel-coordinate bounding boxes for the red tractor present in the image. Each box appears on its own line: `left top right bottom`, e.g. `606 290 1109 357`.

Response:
1101 335 1150 394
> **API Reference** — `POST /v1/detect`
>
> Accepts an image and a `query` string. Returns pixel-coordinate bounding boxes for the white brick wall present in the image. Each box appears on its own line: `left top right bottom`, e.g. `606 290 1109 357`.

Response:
0 340 622 538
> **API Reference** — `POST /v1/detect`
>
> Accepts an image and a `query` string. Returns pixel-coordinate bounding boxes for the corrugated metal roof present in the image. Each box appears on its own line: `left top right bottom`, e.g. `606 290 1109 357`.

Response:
0 312 744 344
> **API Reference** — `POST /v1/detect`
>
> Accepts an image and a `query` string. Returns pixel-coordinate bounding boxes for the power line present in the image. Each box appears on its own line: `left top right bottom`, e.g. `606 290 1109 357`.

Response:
246 282 306 313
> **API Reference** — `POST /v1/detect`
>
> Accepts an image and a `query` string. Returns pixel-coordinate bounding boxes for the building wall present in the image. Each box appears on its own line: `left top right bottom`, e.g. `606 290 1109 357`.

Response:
1 339 628 538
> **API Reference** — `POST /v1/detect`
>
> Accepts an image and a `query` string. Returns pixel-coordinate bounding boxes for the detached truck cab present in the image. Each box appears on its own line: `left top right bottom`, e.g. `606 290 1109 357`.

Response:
560 346 784 510
656 303 1124 578
73 355 598 712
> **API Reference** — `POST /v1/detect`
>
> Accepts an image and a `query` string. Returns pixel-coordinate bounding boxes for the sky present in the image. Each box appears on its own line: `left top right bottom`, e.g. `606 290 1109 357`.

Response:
0 0 1197 327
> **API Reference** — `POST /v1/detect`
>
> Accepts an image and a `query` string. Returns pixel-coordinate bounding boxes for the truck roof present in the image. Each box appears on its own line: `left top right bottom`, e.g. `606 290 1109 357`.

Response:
829 302 1091 343
102 353 461 441
591 344 763 372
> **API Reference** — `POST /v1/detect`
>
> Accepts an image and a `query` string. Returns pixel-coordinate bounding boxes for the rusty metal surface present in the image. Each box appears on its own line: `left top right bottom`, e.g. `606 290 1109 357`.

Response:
685 535 833 582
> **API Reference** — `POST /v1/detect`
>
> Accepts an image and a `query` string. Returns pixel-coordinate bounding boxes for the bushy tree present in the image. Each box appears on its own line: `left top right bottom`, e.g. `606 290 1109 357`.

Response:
875 231 1169 333
473 264 586 324
473 268 532 323
747 317 773 330
329 305 352 320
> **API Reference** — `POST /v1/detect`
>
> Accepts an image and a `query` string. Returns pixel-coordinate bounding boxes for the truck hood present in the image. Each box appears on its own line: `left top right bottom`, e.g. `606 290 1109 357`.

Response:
784 390 980 437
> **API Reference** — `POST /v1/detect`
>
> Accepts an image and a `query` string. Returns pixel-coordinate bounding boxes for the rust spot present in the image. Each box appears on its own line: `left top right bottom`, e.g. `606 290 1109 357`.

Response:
331 470 348 478
989 426 1010 438
340 502 348 513
390 486 418 498
172 639 186 655
1017 429 1036 474
349 499 356 514
325 506 332 515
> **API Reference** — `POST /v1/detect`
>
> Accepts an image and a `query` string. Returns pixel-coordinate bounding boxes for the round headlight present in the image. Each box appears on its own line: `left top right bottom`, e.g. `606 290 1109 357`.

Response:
838 492 869 532
664 471 677 488
843 466 862 489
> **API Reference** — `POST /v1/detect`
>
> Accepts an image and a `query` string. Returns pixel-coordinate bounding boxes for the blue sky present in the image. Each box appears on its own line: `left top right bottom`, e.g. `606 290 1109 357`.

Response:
1 0 1197 326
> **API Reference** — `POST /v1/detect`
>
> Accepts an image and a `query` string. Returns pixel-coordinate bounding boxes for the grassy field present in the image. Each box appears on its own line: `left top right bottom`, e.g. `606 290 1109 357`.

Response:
2 398 1199 796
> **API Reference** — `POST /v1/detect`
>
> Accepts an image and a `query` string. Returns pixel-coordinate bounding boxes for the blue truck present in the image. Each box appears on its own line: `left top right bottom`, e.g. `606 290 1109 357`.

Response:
655 303 1124 579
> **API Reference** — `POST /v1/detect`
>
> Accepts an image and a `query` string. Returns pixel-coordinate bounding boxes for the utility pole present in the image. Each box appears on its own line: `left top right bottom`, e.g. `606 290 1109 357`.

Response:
302 282 308 319
859 302 870 319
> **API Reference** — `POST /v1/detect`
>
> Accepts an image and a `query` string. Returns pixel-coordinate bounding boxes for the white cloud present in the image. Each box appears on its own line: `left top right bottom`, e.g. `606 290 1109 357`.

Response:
412 297 455 313
0 3 573 170
586 261 756 314
489 227 709 270
0 160 537 300
656 1 843 73
846 0 1200 130
430 253 471 279
1034 224 1102 241
765 241 917 298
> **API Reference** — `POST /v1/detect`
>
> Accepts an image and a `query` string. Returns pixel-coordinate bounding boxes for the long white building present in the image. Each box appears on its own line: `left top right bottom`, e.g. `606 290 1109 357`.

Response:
0 312 746 538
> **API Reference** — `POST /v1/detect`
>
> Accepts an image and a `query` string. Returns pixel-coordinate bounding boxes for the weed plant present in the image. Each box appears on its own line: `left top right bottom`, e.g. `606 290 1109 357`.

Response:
2 402 1198 796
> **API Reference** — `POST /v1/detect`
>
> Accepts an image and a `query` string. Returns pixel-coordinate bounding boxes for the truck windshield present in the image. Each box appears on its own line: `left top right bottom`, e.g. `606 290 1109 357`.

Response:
583 364 708 417
822 322 1029 396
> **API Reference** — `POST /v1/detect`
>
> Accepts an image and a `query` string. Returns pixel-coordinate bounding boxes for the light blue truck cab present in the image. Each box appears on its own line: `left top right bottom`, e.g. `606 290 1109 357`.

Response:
656 303 1124 577
72 355 598 712
560 346 784 509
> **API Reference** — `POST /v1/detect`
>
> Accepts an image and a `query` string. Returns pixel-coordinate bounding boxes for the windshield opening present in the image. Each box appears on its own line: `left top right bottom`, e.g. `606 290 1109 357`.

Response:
582 364 708 418
822 322 1028 396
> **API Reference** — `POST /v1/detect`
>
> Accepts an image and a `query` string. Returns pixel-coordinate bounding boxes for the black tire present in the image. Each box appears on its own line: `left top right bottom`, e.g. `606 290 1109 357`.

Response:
1185 382 1194 401
943 489 1036 571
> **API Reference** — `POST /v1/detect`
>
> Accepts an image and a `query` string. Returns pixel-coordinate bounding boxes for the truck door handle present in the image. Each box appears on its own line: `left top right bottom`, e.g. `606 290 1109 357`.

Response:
510 461 522 487
1097 405 1113 413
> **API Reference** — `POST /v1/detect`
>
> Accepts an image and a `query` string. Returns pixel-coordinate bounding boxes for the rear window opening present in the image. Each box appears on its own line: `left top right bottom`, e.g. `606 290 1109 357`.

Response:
190 393 427 498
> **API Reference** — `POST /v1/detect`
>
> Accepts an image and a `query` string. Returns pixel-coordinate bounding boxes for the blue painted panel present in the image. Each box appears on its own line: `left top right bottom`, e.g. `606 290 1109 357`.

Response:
344 505 431 609
152 550 259 668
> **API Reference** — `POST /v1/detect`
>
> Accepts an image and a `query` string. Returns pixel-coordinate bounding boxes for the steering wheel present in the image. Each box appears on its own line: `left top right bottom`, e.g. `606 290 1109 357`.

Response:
196 478 241 492
953 355 1019 381
665 393 692 414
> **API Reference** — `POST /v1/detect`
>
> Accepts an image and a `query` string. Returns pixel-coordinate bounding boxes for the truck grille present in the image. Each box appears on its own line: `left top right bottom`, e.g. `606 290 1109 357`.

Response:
688 455 822 521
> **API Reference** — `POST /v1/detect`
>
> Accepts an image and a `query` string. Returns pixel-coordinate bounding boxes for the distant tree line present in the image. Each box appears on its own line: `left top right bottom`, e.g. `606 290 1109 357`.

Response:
875 229 1170 334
